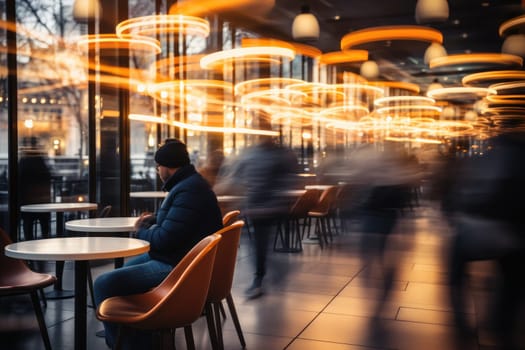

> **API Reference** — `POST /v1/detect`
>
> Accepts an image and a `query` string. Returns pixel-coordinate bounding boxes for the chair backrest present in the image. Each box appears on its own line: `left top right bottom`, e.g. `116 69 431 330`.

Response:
310 186 339 215
112 233 222 328
222 210 240 227
98 205 112 218
289 189 321 218
1 227 56 295
207 221 244 303
0 228 35 290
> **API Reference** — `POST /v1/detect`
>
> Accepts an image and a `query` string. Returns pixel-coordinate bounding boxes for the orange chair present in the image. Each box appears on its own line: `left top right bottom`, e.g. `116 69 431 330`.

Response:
306 186 339 248
205 221 246 350
222 209 241 227
96 234 222 350
0 227 56 350
274 189 321 252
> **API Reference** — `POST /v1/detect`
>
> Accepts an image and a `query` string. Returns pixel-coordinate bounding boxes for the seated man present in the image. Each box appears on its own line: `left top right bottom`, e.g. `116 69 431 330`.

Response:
94 139 223 349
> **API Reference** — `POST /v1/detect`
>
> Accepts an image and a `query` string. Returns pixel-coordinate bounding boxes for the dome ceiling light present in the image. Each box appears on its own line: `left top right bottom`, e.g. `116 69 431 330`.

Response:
415 0 449 24
292 5 320 41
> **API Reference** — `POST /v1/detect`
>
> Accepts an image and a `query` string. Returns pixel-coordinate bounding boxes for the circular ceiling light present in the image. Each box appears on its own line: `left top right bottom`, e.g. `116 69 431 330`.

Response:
318 50 368 65
340 25 443 51
426 86 496 102
499 14 525 37
116 14 210 38
76 34 161 55
429 53 523 69
462 70 525 86
200 46 295 69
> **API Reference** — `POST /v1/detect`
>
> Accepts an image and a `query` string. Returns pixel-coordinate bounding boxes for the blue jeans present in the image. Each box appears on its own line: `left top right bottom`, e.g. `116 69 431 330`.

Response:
94 253 173 349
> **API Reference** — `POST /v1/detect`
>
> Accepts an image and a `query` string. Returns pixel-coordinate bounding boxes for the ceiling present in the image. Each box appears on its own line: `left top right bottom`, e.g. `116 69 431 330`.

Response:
224 0 525 90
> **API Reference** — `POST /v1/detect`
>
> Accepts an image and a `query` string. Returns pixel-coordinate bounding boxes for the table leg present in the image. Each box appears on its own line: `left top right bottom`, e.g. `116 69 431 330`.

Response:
46 212 75 300
75 260 88 350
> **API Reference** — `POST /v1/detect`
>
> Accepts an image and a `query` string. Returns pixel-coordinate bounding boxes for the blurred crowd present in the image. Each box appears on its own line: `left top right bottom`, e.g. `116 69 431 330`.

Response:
209 128 525 348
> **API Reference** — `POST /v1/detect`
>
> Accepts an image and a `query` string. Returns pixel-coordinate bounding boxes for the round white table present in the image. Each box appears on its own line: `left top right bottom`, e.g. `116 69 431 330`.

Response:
66 217 139 270
20 202 98 299
129 191 167 199
5 236 149 350
65 217 138 234
304 185 334 191
130 191 166 212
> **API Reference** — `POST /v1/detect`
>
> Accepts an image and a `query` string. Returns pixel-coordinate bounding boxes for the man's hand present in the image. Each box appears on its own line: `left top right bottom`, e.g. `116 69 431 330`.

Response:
134 212 154 230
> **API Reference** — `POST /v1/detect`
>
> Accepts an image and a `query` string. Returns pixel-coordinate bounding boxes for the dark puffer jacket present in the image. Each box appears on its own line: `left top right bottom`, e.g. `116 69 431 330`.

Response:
136 164 222 266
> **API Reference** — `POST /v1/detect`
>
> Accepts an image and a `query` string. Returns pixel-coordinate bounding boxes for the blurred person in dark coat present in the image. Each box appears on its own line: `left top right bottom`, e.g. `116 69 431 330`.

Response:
347 143 421 337
198 148 225 187
216 117 299 298
18 137 52 240
443 126 525 348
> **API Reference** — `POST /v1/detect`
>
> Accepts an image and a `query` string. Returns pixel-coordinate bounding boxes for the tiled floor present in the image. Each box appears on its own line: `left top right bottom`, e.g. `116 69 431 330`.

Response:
2 201 524 349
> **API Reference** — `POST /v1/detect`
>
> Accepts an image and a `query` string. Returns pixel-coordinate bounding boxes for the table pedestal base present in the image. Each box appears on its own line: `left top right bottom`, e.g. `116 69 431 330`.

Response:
45 289 75 300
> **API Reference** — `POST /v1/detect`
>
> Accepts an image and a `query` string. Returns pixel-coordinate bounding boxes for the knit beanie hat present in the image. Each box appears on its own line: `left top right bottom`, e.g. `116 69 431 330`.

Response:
154 139 190 168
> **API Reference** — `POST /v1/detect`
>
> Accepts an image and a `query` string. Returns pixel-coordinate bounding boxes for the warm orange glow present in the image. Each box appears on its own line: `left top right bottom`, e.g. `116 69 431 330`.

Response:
147 79 233 107
499 14 525 36
485 95 525 105
240 89 306 106
427 86 496 100
489 80 525 94
319 105 370 119
169 0 275 17
241 38 294 50
130 113 280 136
76 34 161 54
234 78 305 95
462 70 525 86
116 14 210 38
290 42 323 58
374 95 436 107
129 114 168 124
171 120 280 136
340 25 443 50
375 105 442 115
241 37 322 58
368 81 421 94
429 53 523 69
200 46 295 69
332 83 385 99
319 50 368 65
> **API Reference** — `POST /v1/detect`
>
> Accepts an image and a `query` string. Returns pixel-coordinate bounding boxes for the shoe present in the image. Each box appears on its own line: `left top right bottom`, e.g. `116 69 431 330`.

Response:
245 279 264 299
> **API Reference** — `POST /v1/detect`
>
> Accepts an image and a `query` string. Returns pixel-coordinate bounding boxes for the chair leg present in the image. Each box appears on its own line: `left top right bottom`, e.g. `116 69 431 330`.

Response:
219 301 226 320
115 326 123 350
314 218 324 249
213 302 224 350
226 294 246 348
30 290 52 350
87 263 96 308
183 325 196 350
204 303 220 350
38 288 47 308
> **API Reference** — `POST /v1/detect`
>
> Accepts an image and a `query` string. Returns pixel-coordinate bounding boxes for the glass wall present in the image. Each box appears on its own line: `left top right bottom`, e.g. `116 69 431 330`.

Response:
0 0 321 237
0 10 7 230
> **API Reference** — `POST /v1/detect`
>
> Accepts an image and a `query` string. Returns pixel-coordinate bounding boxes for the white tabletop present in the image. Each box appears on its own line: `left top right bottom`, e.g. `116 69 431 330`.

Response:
217 195 245 202
20 202 98 213
65 217 138 233
130 191 167 198
305 185 334 191
5 236 149 261
286 189 307 196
